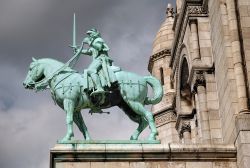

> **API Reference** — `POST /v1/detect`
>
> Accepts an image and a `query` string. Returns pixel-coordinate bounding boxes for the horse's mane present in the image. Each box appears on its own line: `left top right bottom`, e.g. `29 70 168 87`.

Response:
37 58 73 71
38 58 64 65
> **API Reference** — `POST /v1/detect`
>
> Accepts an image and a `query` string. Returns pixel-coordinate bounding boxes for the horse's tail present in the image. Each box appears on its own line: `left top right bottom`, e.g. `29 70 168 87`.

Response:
144 76 163 105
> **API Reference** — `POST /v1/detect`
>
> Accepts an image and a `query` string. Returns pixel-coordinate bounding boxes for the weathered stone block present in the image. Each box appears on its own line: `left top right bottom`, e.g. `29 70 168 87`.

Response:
235 114 250 133
213 162 237 168
238 157 250 168
186 162 212 168
211 129 223 139
237 131 250 144
239 6 249 17
199 32 211 40
239 0 250 6
209 120 221 129
241 17 250 27
56 162 90 168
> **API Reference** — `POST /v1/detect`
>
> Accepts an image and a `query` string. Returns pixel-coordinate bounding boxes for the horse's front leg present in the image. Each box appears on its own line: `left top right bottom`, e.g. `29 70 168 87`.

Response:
60 99 75 142
73 111 91 140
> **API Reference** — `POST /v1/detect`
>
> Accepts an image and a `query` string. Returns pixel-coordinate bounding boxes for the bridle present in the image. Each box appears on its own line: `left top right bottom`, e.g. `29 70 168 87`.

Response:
30 62 77 92
28 62 49 91
28 40 84 91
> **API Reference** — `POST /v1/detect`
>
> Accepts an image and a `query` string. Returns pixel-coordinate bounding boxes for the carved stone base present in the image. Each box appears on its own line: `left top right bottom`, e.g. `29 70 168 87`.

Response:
50 143 237 168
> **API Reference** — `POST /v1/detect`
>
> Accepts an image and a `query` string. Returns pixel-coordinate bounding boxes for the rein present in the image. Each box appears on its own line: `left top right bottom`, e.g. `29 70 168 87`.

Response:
32 42 84 91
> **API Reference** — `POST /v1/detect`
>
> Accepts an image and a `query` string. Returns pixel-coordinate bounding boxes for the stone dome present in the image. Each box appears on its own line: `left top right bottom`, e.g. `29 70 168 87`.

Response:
152 4 175 55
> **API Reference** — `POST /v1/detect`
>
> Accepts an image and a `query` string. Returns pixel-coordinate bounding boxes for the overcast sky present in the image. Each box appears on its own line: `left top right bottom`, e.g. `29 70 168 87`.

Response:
0 0 175 167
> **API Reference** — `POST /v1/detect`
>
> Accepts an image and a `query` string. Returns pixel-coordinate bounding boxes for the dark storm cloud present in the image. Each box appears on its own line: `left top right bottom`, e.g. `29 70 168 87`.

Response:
0 0 175 168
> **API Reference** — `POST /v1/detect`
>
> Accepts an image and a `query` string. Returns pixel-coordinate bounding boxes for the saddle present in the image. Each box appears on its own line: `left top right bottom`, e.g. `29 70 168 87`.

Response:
82 65 121 92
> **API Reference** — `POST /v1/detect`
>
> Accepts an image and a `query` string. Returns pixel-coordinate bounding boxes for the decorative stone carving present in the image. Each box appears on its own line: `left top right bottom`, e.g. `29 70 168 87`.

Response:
170 2 208 71
166 3 174 18
148 49 171 72
192 71 206 93
196 71 206 86
175 109 196 138
181 121 191 133
165 91 176 104
187 6 208 16
155 111 177 127
178 120 191 138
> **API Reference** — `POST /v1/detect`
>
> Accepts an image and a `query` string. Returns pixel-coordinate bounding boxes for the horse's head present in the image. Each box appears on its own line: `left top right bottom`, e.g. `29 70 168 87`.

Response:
23 58 47 90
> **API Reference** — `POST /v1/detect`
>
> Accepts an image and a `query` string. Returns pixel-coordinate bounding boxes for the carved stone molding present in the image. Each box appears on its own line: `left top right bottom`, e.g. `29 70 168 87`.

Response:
148 49 171 72
192 71 206 93
166 4 174 18
175 110 195 138
165 91 176 105
170 1 208 72
180 121 191 135
155 111 177 127
187 6 208 16
177 120 191 138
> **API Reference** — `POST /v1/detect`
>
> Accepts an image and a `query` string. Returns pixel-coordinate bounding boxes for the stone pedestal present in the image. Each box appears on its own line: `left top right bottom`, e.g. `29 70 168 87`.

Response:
50 142 237 168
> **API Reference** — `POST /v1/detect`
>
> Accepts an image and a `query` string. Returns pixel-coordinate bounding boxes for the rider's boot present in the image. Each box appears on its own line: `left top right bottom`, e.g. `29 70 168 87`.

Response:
90 73 104 96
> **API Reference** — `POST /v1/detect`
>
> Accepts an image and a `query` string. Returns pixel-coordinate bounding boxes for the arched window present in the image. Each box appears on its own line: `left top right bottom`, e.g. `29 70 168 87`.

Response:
180 58 189 91
179 58 192 114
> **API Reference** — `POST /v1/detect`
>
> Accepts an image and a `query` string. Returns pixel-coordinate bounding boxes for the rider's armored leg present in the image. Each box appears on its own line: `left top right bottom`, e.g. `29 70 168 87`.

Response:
90 73 104 94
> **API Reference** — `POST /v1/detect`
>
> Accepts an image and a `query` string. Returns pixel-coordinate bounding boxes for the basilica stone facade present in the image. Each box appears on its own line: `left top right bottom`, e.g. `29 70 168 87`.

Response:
149 0 250 167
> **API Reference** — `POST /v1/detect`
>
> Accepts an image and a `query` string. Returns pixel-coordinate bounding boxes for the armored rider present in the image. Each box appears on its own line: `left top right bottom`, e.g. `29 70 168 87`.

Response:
77 28 113 96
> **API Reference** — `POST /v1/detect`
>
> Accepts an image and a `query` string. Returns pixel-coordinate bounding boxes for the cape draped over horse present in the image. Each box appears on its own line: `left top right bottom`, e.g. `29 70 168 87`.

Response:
23 58 163 142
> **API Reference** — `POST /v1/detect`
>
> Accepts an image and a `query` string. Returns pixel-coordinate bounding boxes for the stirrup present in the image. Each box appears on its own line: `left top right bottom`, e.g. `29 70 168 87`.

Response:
90 89 105 96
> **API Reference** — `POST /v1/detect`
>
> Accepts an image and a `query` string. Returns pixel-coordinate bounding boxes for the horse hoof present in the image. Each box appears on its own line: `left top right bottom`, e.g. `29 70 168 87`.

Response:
58 134 74 143
85 137 92 141
130 135 138 140
58 138 70 143
147 133 157 141
147 136 156 141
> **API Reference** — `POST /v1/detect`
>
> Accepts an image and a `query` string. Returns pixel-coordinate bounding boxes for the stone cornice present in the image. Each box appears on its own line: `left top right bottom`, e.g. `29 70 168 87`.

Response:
50 143 236 167
148 49 171 73
170 0 208 72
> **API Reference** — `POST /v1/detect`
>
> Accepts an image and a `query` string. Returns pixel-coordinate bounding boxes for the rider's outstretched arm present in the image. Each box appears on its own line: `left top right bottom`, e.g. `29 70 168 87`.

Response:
80 49 92 56
80 49 89 54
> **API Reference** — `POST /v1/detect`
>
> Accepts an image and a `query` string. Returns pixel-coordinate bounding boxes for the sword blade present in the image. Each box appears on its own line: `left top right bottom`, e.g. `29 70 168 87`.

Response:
73 13 76 48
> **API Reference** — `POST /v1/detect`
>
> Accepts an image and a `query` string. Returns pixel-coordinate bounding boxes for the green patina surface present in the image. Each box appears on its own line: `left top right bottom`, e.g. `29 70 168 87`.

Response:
23 14 163 143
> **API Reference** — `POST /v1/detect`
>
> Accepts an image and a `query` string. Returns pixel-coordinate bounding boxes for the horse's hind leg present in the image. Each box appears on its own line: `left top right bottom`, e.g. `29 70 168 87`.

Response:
73 111 91 140
119 101 148 140
130 117 148 140
127 101 158 140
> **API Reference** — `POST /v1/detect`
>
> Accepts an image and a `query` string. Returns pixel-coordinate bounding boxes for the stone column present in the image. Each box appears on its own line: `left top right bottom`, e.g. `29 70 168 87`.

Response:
194 72 211 143
176 0 183 13
180 121 191 144
182 125 191 144
194 94 202 142
225 1 250 167
226 0 249 113
154 109 179 144
191 115 198 143
190 20 200 61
